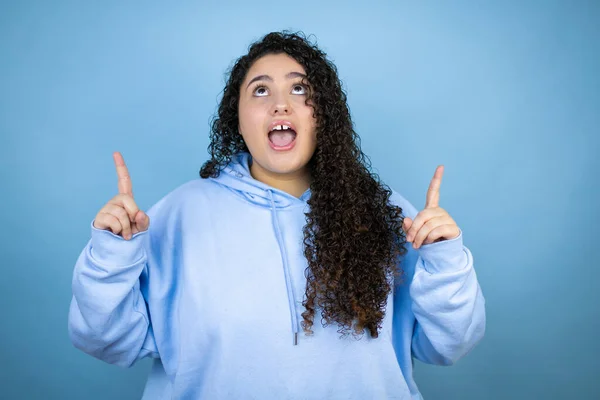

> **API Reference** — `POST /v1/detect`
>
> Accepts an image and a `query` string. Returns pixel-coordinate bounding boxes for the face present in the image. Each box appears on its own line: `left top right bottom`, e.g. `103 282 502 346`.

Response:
238 53 317 183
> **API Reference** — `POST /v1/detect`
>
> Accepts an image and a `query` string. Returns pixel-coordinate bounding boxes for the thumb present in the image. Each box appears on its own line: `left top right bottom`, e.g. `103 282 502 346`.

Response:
402 217 413 233
135 210 150 232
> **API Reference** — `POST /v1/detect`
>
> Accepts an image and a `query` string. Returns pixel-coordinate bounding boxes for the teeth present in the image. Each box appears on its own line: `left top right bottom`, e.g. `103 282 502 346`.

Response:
271 125 292 131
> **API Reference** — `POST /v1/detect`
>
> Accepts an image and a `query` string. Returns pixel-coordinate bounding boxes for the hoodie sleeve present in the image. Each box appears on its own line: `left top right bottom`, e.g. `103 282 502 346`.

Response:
390 191 486 366
67 196 170 368
409 232 486 365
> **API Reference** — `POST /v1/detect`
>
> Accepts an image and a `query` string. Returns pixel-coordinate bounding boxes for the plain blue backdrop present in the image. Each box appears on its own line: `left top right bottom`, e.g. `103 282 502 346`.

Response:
1 1 598 399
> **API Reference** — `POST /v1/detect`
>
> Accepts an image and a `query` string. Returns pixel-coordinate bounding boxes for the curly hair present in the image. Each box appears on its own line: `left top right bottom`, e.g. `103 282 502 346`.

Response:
200 31 408 338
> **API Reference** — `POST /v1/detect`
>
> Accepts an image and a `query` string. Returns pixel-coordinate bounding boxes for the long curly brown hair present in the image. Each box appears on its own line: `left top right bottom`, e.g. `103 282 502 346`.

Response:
200 31 408 338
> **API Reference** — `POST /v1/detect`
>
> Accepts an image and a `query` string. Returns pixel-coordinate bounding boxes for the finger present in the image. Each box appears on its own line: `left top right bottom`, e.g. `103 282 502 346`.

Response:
422 224 460 245
104 204 132 239
95 213 123 235
133 210 150 233
113 152 133 197
402 217 413 236
92 213 111 230
109 194 140 221
413 217 448 249
425 165 444 209
406 208 445 242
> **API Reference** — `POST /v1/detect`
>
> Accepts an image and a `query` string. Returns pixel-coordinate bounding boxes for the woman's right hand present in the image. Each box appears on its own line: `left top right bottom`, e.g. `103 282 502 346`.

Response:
93 152 150 240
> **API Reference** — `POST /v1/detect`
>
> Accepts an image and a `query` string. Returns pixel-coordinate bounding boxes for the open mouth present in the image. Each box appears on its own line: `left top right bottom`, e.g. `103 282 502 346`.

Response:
268 123 297 150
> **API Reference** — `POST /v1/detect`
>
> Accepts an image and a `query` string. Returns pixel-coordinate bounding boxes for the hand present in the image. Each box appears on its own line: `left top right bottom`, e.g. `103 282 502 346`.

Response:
402 165 460 249
92 152 150 240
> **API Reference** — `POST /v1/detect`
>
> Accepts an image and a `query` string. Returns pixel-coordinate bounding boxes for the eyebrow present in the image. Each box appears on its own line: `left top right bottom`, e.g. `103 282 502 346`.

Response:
246 72 307 89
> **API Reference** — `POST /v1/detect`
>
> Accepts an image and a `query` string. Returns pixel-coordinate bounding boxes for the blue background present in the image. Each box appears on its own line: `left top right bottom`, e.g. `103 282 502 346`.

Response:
1 1 598 399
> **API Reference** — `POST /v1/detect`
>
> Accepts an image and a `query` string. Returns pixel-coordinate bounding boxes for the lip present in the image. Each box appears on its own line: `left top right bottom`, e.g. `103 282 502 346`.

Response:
267 120 297 132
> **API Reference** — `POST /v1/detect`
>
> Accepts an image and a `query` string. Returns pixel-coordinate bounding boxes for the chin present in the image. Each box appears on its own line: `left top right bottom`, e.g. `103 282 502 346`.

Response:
265 156 308 175
253 147 312 176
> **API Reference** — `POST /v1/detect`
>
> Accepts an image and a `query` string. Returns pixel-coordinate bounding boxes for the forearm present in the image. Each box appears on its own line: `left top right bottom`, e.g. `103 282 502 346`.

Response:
410 234 486 365
68 225 154 367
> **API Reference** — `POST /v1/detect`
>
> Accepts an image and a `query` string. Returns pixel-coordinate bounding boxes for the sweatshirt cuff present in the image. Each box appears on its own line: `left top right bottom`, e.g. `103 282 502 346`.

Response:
417 230 469 274
90 220 147 267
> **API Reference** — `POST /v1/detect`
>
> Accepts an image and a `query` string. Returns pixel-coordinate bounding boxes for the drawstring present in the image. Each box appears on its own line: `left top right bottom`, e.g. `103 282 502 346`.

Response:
268 189 300 346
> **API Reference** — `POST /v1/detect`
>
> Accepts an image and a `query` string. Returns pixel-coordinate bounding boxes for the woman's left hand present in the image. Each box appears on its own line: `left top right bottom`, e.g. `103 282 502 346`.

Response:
402 165 461 249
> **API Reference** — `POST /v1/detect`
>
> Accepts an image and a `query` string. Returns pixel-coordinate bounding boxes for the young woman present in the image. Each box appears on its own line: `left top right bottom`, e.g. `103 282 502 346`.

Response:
68 31 486 399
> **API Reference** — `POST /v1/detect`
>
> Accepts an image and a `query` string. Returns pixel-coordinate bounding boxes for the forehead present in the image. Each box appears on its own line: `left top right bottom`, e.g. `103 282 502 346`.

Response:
244 53 306 81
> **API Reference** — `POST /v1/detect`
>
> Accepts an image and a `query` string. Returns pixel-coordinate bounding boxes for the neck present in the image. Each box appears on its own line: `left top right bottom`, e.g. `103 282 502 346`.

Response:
249 161 311 199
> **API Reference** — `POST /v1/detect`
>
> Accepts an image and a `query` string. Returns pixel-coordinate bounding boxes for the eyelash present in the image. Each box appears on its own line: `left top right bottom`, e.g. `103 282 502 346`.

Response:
252 83 308 96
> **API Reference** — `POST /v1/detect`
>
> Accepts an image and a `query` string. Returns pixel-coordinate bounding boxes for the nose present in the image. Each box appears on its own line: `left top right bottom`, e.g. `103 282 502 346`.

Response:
271 93 291 115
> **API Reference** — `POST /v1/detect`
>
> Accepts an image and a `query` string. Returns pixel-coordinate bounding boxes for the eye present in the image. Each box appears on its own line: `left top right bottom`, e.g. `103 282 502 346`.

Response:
291 84 307 95
252 85 269 97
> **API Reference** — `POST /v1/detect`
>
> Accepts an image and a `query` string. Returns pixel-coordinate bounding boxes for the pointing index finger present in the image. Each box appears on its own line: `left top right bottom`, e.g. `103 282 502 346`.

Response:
425 165 444 208
113 151 133 196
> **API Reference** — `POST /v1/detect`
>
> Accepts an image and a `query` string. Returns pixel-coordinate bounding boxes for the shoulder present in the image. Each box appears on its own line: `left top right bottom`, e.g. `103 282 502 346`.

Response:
146 178 222 216
388 189 419 219
166 178 219 199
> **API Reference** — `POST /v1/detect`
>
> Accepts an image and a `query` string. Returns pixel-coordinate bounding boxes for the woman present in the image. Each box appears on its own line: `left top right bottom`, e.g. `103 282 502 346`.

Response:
68 31 485 399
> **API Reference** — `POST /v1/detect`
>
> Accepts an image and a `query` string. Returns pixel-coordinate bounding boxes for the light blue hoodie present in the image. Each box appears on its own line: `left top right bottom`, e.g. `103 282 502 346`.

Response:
68 152 486 399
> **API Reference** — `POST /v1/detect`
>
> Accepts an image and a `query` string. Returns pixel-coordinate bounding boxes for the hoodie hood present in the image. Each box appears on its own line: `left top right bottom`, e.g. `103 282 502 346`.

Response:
209 152 312 208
